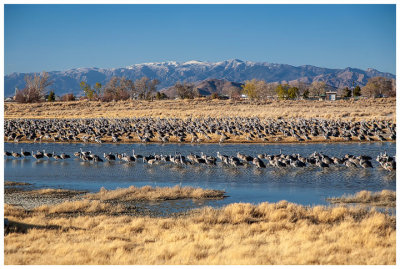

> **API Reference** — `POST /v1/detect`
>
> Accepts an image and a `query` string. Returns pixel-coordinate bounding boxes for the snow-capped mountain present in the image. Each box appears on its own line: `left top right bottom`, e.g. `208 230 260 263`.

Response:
4 59 395 97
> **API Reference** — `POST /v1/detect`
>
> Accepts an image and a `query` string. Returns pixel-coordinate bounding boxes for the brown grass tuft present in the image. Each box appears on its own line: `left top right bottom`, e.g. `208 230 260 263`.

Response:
5 181 32 186
34 199 128 214
85 185 226 201
327 190 396 207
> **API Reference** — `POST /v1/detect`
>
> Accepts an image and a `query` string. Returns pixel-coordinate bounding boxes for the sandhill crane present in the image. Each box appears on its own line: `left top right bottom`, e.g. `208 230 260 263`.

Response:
344 160 357 168
132 149 143 159
11 151 21 158
93 155 103 162
219 133 229 143
53 154 62 160
122 153 135 163
43 150 53 158
217 152 229 165
359 159 373 168
31 151 43 160
147 158 158 165
60 153 70 159
104 153 116 161
290 159 306 168
253 157 266 168
316 160 329 168
237 152 253 162
20 148 31 157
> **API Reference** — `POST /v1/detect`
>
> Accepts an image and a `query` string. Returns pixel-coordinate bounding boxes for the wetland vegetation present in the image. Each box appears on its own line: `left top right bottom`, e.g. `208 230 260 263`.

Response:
4 191 396 265
4 98 396 265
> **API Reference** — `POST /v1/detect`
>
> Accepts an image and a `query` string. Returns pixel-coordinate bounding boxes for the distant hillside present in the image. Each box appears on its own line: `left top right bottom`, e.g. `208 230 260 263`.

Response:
162 78 244 98
4 59 395 97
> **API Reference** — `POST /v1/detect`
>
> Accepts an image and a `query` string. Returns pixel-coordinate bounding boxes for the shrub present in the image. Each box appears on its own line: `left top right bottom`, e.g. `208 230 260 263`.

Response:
61 93 76 101
155 92 169 100
101 88 130 102
341 87 351 98
211 93 219 99
353 86 361 97
47 91 55 102
14 88 42 103
302 89 310 99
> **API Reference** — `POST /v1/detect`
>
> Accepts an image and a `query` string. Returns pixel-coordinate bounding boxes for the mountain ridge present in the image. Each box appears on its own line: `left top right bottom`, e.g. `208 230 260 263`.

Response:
4 59 395 97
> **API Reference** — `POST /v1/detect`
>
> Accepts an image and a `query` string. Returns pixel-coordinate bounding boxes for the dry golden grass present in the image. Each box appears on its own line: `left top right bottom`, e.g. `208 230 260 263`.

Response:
327 190 396 207
4 200 395 265
85 185 226 201
4 97 396 121
34 200 128 215
26 188 87 196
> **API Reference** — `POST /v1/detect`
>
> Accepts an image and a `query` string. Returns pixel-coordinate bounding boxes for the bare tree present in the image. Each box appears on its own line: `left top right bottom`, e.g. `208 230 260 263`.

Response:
222 86 241 99
254 80 268 99
174 81 198 99
102 76 133 101
148 79 160 99
120 77 135 99
291 81 309 97
134 77 160 100
16 71 53 103
241 79 277 100
264 82 279 98
103 77 118 100
310 81 326 97
361 77 395 98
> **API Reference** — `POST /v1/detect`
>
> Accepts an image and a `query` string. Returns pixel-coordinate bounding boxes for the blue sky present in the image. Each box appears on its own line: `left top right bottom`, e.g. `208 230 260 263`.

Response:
4 4 396 74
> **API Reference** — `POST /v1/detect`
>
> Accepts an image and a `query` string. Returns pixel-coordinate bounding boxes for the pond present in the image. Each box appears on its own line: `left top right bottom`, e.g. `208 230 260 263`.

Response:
4 142 396 211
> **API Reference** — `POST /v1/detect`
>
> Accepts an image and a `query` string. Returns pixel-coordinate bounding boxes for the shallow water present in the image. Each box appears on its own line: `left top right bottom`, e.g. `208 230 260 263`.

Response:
4 142 396 211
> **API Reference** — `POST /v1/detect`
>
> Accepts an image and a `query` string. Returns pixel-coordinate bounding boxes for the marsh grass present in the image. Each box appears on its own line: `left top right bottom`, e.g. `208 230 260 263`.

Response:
85 185 226 201
5 181 32 186
327 190 396 207
34 200 128 214
4 98 395 121
4 200 395 265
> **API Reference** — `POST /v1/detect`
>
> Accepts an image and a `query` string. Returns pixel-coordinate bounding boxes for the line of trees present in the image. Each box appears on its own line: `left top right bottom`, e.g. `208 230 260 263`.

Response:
12 71 396 103
239 77 395 100
81 76 161 101
240 79 325 100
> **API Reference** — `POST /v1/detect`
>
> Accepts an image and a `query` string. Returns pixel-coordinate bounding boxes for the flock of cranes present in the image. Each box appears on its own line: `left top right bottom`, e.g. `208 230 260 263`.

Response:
4 148 396 172
4 117 395 172
4 117 396 144
4 148 70 160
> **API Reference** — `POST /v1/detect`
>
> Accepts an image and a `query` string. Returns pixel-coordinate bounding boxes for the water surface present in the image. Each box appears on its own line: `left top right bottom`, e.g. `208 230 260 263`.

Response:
5 142 395 211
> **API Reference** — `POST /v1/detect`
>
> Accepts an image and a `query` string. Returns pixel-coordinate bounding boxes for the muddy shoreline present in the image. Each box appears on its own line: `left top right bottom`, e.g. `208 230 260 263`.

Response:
4 183 226 218
5 184 87 211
